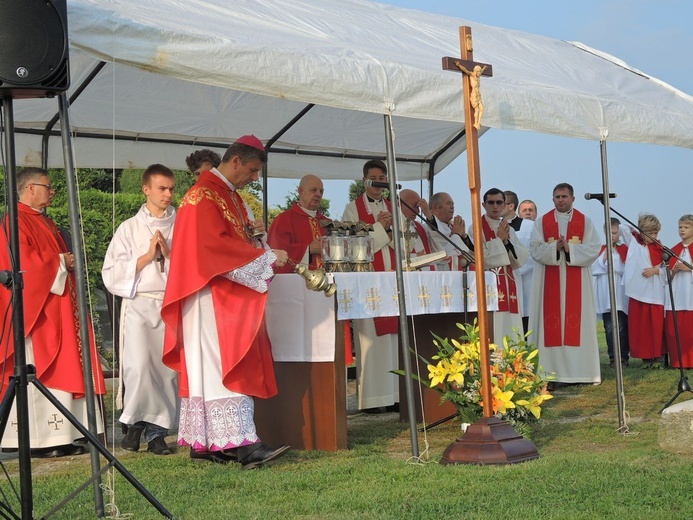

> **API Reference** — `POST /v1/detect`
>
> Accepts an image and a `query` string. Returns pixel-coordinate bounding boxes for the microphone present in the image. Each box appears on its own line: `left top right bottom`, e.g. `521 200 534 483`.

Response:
584 192 617 201
363 180 402 189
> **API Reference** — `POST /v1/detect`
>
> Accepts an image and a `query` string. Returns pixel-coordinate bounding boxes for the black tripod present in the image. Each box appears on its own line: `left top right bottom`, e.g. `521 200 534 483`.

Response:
0 96 172 518
605 206 693 412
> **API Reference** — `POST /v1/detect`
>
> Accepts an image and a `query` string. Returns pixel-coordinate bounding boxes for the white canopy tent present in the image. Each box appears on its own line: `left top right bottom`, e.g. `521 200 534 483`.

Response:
10 0 693 183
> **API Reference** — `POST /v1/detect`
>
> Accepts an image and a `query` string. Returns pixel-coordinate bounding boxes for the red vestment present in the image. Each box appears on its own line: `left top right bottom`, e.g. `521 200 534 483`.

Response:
162 171 277 399
541 209 585 347
266 202 329 273
0 204 105 401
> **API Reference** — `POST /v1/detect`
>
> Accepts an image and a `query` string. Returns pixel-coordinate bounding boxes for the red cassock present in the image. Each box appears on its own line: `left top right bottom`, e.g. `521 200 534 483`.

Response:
0 204 105 401
266 202 329 273
162 172 277 399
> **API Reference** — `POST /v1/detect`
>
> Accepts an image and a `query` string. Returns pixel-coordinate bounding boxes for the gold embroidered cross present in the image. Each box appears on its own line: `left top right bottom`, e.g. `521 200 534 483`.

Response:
441 284 453 307
338 289 353 313
365 287 381 312
418 286 431 308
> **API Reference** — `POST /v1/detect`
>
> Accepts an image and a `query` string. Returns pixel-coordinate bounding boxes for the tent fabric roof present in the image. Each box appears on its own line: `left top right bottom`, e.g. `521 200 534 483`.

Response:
11 0 693 180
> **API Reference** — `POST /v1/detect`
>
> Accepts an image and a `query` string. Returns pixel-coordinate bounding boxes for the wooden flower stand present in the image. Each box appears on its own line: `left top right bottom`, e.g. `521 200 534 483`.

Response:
440 416 539 465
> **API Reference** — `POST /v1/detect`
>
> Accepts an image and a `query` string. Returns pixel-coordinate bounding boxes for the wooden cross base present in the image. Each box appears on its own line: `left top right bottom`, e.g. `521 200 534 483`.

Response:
440 416 539 465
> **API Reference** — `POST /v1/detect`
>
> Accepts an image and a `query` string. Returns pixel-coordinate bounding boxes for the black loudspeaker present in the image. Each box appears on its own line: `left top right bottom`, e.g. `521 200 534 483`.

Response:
0 0 70 99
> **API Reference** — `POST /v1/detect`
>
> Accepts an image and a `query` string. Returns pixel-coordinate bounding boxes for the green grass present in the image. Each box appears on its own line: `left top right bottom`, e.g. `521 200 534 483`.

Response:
2 327 692 519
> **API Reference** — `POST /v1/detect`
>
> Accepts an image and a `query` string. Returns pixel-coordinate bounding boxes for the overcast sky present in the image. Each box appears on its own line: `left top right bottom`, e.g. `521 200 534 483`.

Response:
266 0 692 245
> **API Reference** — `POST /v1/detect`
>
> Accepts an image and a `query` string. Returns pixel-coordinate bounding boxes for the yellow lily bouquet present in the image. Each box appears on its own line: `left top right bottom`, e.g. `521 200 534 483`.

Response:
424 322 554 431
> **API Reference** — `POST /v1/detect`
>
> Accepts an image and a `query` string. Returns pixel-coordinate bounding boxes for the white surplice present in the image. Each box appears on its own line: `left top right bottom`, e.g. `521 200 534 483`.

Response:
515 218 536 319
102 204 179 431
529 209 602 384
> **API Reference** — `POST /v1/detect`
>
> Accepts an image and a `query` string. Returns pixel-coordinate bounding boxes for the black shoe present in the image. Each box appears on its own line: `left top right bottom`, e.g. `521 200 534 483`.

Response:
64 443 88 456
219 448 239 462
190 449 235 465
239 443 290 470
31 447 66 458
121 426 144 452
147 437 174 456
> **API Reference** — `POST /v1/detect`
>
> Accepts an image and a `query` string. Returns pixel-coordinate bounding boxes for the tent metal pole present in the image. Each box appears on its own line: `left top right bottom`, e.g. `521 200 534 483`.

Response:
383 113 419 458
599 139 628 432
58 93 106 516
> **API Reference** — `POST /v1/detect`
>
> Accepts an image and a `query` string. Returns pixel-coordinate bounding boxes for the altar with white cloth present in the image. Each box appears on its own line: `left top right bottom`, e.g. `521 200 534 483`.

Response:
333 270 498 319
255 271 498 450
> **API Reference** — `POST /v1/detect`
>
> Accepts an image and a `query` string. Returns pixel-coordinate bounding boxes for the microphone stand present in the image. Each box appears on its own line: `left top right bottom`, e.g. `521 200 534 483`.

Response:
600 204 693 412
659 251 693 411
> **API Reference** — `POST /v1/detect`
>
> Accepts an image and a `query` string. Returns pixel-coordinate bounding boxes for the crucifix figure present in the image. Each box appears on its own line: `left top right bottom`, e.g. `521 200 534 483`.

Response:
442 46 492 133
455 63 488 130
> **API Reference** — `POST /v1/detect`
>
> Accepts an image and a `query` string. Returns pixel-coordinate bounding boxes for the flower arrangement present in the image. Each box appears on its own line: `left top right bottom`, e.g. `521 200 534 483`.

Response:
422 322 554 430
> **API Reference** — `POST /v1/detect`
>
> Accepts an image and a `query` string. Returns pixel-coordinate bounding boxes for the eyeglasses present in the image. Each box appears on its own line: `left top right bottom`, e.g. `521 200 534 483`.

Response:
32 183 55 191
484 200 505 206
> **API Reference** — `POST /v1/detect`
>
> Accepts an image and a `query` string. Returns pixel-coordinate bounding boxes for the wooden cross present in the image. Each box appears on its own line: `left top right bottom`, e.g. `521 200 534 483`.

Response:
158 253 165 272
442 26 494 417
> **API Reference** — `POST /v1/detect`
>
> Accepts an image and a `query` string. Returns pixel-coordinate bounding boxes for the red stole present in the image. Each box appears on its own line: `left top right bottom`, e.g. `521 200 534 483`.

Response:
542 209 585 347
162 172 277 399
0 205 105 400
354 195 398 335
413 221 433 254
481 217 518 313
354 195 396 272
599 243 628 264
266 203 329 273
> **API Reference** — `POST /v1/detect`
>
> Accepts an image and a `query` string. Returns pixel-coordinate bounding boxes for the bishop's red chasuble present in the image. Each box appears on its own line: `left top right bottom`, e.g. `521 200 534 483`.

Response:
162 172 277 399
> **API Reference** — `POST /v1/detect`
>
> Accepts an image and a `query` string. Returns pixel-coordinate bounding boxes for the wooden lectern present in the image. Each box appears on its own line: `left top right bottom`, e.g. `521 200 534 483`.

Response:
254 280 347 452
399 312 492 424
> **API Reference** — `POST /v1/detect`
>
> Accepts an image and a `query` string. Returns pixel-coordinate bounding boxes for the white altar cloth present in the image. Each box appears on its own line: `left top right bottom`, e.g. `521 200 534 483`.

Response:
266 274 336 362
266 271 497 362
332 271 498 320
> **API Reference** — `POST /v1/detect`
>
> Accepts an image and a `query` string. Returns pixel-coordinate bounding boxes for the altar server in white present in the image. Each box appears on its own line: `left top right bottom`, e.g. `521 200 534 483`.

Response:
102 164 179 455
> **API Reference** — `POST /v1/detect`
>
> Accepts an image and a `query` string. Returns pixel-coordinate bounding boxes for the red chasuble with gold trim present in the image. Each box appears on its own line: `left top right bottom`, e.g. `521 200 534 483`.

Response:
0 204 105 400
162 172 277 399
542 209 585 347
266 202 329 273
